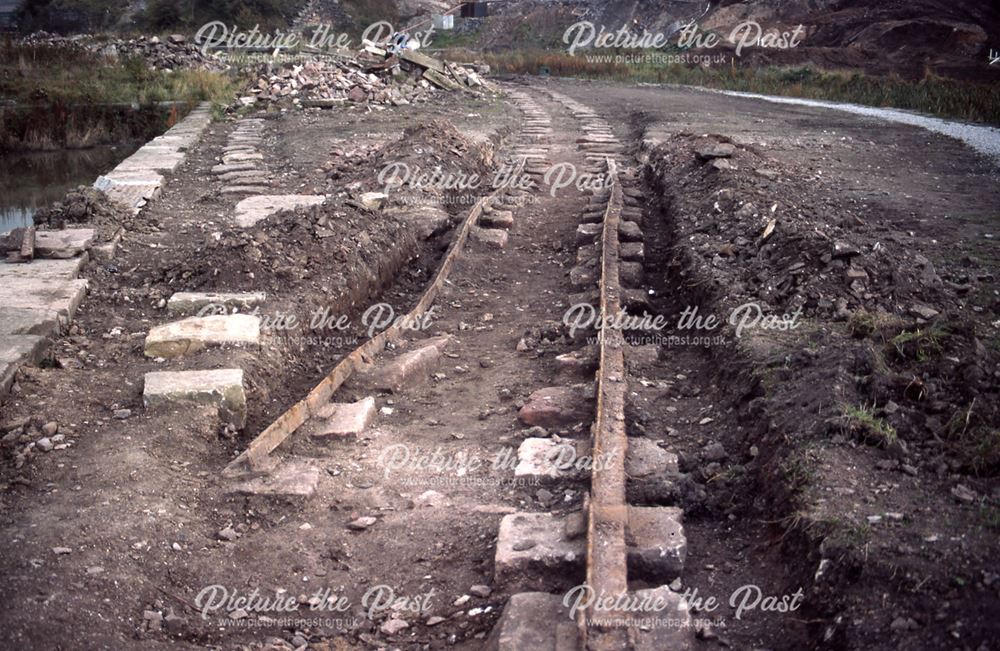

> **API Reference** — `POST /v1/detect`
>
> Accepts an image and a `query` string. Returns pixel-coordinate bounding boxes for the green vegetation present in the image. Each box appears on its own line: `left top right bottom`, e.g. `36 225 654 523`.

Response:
891 325 947 361
842 403 898 447
1 42 242 150
464 50 1000 125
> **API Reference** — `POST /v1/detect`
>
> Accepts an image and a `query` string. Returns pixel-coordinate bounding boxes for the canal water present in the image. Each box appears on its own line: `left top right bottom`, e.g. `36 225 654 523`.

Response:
0 143 141 234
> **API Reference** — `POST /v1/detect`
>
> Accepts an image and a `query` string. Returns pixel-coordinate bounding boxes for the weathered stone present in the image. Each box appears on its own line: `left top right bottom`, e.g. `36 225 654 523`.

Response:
471 226 509 248
484 592 577 651
554 347 598 376
630 586 695 649
576 223 601 244
619 221 643 242
0 277 88 320
620 242 644 262
515 438 592 481
0 334 48 394
620 261 644 287
221 185 271 195
495 512 584 590
166 291 266 315
909 304 939 320
312 396 376 437
0 307 60 337
359 192 388 209
34 229 94 259
695 142 735 159
384 204 450 240
627 506 686 580
144 314 260 358
625 437 679 478
231 459 320 498
518 384 595 428
569 264 597 289
143 368 247 427
480 210 514 229
352 335 452 393
233 195 326 228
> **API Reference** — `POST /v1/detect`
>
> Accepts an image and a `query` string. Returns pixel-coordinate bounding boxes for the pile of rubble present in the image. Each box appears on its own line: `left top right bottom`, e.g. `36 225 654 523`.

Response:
242 49 494 108
17 32 223 71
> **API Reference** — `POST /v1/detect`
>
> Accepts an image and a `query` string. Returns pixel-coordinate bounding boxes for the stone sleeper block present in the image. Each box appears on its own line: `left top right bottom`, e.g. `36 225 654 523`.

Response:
312 396 376 437
495 512 584 590
144 314 260 358
143 368 247 427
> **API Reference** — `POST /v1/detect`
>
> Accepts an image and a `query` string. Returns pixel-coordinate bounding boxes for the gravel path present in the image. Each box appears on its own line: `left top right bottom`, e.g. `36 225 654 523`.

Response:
711 89 1000 166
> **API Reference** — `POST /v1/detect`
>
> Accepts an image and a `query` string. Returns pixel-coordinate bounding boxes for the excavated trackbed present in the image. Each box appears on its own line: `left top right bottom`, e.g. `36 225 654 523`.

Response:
221 86 700 649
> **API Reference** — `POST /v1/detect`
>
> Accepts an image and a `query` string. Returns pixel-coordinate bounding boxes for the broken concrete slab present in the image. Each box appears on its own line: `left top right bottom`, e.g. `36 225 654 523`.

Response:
233 195 326 228
143 368 247 427
495 512 584 591
166 291 266 316
34 229 94 259
485 592 578 651
144 314 260 358
627 506 687 581
312 396 376 437
518 384 595 428
230 459 320 498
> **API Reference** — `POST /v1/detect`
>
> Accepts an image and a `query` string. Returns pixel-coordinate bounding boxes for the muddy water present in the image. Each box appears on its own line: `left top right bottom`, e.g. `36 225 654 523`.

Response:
0 143 140 234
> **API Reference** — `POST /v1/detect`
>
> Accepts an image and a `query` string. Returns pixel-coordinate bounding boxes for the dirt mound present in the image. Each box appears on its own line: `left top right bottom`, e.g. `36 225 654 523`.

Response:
32 185 143 241
646 129 1000 650
647 133 1000 474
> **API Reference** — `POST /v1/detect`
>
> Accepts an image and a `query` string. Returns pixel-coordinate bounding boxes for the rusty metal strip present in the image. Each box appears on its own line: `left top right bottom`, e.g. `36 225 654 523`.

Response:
223 158 526 477
583 157 630 650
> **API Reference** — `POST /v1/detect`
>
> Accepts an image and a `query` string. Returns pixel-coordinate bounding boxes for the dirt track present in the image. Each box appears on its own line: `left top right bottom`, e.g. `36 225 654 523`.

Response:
1 78 998 650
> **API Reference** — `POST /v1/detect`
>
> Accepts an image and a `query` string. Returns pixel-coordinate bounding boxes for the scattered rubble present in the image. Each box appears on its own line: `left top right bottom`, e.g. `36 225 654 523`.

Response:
244 51 495 109
16 32 222 71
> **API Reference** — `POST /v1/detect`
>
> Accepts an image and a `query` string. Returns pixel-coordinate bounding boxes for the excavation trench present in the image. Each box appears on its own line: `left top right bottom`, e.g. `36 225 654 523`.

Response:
616 152 820 648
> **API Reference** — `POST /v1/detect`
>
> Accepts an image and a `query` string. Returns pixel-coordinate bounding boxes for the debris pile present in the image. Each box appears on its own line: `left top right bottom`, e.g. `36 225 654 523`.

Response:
16 32 222 71
244 49 494 108
33 186 145 241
